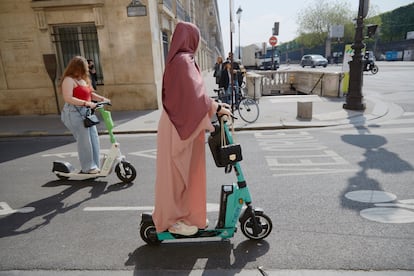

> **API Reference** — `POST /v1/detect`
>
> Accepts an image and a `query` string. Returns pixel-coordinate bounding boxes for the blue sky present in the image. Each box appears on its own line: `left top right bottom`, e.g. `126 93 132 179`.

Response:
218 0 414 54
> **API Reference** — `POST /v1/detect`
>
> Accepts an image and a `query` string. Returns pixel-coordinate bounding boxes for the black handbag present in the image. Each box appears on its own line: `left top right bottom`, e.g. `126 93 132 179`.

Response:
76 107 100 128
208 117 242 167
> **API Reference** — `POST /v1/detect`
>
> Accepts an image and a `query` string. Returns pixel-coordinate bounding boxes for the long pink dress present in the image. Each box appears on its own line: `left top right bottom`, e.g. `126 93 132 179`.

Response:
152 21 214 233
153 109 214 232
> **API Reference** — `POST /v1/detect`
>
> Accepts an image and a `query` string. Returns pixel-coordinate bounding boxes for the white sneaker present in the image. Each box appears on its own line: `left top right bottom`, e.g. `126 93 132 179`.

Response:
87 168 100 174
168 221 198 236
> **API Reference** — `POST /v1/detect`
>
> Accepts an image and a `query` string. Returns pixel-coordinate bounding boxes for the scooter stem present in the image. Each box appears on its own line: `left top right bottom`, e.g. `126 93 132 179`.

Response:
99 108 116 143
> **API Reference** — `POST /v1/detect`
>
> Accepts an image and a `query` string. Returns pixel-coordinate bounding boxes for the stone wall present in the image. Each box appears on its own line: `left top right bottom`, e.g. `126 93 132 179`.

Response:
258 70 344 97
0 0 223 115
0 0 160 115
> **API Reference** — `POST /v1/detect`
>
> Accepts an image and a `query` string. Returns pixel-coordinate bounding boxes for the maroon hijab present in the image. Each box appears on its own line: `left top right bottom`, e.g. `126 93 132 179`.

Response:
162 22 212 140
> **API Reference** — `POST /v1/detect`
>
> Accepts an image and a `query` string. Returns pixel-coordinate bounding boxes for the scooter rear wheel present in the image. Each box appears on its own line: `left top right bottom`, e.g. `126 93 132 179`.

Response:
240 212 272 240
115 161 137 183
371 65 379 74
140 221 161 245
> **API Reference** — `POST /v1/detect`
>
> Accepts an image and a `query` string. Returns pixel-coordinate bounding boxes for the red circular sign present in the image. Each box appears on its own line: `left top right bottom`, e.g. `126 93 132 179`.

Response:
269 36 278 46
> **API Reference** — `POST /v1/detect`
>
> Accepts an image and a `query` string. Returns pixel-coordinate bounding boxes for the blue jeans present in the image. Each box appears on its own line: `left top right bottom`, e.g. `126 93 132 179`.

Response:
61 103 100 172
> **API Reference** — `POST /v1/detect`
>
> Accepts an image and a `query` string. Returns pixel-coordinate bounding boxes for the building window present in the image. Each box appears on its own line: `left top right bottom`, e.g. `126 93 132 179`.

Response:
162 31 169 64
51 24 103 84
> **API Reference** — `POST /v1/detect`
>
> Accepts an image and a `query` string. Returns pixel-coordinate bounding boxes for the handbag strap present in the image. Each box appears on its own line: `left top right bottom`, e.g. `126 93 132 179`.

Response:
220 116 226 147
220 116 235 146
74 106 83 117
74 105 90 118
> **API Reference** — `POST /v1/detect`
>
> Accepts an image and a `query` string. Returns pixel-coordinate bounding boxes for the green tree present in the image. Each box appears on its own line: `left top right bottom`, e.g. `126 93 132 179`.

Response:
296 0 353 48
379 3 414 42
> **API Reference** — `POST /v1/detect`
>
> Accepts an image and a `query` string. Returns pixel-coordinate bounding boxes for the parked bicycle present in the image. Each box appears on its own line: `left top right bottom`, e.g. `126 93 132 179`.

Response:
213 83 259 123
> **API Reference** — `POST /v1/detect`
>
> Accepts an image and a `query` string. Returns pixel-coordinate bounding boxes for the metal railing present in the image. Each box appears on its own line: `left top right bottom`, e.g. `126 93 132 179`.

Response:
51 24 103 85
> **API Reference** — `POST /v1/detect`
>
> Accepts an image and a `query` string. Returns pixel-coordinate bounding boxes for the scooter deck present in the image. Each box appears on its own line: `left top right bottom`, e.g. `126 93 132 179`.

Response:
157 227 236 241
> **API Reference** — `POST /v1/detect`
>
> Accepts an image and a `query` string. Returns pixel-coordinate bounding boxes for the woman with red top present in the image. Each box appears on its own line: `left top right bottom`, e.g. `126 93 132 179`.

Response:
152 22 232 236
60 56 110 174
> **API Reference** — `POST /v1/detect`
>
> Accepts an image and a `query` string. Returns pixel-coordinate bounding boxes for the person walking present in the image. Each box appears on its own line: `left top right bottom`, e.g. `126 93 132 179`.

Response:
87 59 98 90
213 56 223 86
60 56 110 174
152 22 232 236
218 60 232 104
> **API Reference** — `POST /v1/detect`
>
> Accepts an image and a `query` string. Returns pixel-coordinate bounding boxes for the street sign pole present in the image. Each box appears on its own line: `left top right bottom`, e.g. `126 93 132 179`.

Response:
269 36 278 70
343 0 368 111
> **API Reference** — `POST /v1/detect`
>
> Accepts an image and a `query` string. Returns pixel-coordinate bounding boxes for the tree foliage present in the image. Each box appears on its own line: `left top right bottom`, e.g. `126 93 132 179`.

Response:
379 3 414 42
296 0 352 48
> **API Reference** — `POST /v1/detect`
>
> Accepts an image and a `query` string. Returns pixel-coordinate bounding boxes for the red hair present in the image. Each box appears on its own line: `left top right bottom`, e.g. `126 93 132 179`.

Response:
59 56 91 87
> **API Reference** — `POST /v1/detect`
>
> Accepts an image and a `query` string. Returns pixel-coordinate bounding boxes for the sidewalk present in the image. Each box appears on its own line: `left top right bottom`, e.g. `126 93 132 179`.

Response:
0 72 389 138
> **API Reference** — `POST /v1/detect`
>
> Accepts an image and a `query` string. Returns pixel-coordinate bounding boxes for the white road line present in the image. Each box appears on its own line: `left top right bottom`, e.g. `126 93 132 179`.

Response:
331 127 414 135
84 203 220 212
271 168 357 177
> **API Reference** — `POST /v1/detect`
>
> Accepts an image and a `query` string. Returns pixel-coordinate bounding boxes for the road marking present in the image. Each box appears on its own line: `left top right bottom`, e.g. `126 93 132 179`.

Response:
269 168 357 177
344 190 414 224
256 131 351 176
84 203 220 212
265 150 348 167
378 118 414 125
129 149 157 159
84 206 153 211
345 190 397 203
0 202 35 216
42 150 110 158
331 127 414 135
375 202 414 210
269 95 323 103
360 208 414 223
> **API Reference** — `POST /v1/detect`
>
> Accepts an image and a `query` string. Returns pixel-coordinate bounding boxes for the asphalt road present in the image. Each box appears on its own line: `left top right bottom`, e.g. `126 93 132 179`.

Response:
0 62 413 274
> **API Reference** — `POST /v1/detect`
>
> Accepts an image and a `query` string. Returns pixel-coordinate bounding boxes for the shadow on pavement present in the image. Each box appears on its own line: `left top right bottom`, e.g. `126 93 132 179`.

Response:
125 239 269 274
0 180 133 238
0 136 75 163
340 130 413 211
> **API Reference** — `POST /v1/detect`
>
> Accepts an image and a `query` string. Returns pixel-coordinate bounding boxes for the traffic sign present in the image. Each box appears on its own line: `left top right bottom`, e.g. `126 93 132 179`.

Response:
269 36 278 46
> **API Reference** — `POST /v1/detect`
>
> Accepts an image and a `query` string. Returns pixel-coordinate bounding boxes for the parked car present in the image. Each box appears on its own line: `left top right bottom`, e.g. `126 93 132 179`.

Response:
300 54 328 68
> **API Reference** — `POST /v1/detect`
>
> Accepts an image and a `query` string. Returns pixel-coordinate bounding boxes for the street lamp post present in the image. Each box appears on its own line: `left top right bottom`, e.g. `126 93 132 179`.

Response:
236 6 243 60
343 0 369 111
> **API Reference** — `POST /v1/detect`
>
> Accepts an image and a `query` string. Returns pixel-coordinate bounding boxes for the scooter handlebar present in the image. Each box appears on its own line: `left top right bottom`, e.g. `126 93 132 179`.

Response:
93 101 112 109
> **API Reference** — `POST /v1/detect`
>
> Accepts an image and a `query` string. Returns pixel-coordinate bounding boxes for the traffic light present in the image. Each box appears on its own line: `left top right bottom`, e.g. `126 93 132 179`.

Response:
366 24 378 38
272 22 279 36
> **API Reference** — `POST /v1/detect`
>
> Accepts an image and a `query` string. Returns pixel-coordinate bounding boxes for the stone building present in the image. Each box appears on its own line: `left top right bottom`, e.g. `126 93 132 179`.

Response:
0 0 224 115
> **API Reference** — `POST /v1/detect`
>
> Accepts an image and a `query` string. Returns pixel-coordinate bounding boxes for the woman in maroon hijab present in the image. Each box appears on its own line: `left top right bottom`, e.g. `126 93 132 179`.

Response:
153 22 232 236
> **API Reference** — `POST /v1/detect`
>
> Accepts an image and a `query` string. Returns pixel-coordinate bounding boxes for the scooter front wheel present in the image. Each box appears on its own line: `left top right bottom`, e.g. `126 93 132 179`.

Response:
371 65 378 74
140 221 161 245
115 161 137 183
240 212 272 240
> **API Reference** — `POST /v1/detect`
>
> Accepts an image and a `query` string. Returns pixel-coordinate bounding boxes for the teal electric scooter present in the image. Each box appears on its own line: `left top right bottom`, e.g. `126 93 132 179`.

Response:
140 117 272 245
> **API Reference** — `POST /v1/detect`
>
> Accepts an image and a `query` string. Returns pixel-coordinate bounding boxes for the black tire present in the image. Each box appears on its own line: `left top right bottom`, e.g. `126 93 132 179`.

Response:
237 98 259 123
371 65 378 74
140 221 161 245
115 161 137 183
240 212 272 240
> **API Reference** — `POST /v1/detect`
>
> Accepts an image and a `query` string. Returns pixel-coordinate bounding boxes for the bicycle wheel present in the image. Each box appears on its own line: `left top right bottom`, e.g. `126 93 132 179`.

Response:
238 98 259 123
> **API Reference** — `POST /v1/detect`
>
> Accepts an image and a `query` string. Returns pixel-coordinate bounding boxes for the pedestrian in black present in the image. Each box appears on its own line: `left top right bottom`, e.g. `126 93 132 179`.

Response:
87 59 98 90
